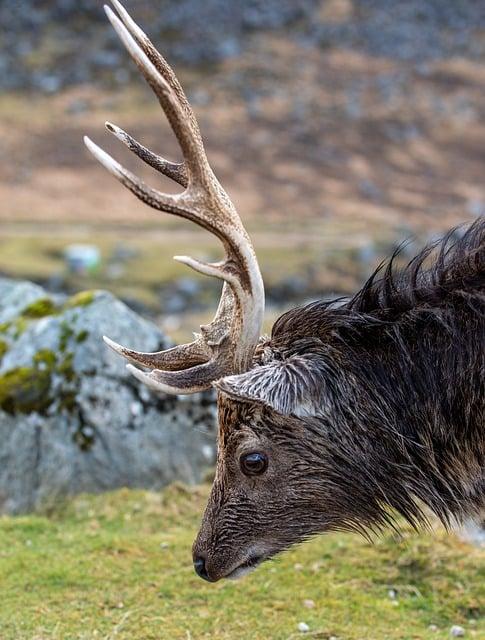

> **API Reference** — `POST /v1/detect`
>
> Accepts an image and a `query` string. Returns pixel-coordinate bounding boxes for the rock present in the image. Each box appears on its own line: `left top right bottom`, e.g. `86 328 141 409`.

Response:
0 278 216 515
33 73 62 94
450 626 465 637
0 0 319 91
4 281 51 319
297 622 310 633
4 0 485 93
64 244 101 275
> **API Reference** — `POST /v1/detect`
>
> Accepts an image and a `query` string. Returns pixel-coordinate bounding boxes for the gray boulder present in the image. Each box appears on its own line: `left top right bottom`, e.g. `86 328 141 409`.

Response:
0 278 216 514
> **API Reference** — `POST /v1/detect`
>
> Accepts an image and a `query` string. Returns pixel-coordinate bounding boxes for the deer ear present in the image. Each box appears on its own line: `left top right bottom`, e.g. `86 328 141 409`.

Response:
213 354 324 417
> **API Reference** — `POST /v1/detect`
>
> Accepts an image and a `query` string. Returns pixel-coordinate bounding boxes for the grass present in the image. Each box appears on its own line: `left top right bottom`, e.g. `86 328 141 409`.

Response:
0 226 373 312
0 485 483 640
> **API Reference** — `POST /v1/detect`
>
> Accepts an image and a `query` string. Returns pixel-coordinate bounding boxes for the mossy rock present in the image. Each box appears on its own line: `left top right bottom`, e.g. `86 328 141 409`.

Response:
0 318 29 339
0 346 78 416
64 291 96 309
21 298 58 319
0 288 97 416
0 279 216 515
0 366 52 415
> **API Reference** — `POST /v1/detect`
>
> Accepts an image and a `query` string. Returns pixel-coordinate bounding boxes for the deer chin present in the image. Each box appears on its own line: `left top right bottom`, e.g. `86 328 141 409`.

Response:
224 554 265 580
219 543 274 580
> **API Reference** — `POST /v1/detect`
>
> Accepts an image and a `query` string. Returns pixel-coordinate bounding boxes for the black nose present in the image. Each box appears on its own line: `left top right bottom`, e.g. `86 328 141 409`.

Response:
194 555 211 581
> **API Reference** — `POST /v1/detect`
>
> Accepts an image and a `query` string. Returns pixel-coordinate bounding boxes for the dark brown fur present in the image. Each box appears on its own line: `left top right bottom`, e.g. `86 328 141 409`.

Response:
193 219 485 581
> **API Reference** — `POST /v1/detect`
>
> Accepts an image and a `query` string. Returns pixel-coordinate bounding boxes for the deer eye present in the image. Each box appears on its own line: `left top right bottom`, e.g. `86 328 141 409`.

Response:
240 452 268 476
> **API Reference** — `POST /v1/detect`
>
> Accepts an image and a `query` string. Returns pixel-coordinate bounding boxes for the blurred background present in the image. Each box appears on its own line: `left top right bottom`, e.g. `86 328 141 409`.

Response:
2 0 485 500
1 3 484 638
2 0 485 335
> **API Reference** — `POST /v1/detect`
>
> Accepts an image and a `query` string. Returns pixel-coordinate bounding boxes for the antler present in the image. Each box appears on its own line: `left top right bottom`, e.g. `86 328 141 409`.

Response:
84 0 264 394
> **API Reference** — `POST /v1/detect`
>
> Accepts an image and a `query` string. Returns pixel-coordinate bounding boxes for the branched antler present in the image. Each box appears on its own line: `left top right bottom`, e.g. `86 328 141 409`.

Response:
84 0 265 394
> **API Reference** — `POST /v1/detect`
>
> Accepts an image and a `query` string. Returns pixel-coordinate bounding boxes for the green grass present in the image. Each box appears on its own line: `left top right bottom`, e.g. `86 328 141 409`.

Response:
0 485 483 640
0 227 368 311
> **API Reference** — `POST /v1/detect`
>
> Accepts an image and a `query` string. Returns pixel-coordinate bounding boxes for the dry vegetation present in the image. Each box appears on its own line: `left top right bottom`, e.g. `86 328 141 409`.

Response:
2 33 484 319
2 34 484 230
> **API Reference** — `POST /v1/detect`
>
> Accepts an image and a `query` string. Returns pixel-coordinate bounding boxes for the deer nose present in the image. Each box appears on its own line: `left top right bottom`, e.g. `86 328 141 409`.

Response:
193 555 211 581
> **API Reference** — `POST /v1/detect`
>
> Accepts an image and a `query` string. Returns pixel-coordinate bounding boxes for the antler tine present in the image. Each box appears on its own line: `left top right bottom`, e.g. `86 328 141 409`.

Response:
104 4 212 188
83 136 190 218
110 0 198 131
88 7 255 258
103 336 209 370
87 3 265 395
105 121 188 187
126 361 224 395
83 135 244 295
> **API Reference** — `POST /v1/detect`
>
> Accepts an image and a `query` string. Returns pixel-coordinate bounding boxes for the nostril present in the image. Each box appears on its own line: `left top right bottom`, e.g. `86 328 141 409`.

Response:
194 555 211 581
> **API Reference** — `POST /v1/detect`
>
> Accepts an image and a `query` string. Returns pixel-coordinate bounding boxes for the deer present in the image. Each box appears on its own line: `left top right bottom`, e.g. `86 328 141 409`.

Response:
85 1 484 582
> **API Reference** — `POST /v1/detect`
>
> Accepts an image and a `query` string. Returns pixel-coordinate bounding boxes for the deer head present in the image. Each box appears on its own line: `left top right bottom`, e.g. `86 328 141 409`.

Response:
83 1 405 583
85 1 280 580
86 2 485 583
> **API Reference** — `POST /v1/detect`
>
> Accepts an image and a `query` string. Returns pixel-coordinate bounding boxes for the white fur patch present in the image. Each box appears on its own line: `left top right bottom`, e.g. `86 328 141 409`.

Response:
215 354 327 417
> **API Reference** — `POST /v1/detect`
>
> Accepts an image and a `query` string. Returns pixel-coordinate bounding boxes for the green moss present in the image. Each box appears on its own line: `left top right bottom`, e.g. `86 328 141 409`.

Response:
64 291 95 309
0 344 79 416
59 390 77 413
21 297 58 319
0 340 8 362
75 329 89 343
12 317 28 338
59 322 75 352
59 323 87 354
0 322 10 334
0 366 52 414
0 317 29 339
0 303 54 341
57 352 75 382
32 349 57 368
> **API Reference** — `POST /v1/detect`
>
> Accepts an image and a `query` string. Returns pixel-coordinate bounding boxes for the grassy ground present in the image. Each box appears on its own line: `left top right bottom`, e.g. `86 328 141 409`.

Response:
0 485 483 640
0 222 381 344
0 222 371 305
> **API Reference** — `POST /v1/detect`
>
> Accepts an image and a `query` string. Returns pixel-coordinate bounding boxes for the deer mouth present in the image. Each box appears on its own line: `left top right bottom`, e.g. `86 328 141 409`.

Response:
225 554 265 580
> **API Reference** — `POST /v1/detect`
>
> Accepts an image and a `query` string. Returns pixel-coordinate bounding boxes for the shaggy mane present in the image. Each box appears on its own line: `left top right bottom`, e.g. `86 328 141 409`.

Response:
272 217 484 341
268 218 484 530
349 217 484 318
